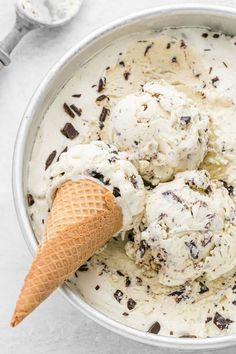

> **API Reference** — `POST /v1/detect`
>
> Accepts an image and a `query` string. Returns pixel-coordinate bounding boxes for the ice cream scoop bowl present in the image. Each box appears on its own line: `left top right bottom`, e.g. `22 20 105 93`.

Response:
12 4 236 350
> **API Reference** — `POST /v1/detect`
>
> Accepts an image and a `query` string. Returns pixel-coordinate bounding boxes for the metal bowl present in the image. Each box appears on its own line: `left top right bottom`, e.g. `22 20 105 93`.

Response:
12 4 236 350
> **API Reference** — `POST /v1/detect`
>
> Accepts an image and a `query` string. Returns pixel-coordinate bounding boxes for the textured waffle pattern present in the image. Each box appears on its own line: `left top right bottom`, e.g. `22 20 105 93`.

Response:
11 180 122 327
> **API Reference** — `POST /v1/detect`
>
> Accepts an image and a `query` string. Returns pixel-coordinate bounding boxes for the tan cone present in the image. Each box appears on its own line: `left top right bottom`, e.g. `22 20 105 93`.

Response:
11 179 123 327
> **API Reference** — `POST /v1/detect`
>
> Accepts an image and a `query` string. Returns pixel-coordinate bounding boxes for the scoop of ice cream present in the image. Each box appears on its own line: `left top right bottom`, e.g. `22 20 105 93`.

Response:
103 80 209 185
46 141 146 231
126 170 236 286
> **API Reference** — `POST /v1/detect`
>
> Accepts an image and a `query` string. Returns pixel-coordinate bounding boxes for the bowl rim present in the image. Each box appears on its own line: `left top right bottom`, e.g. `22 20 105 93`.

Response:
12 3 236 349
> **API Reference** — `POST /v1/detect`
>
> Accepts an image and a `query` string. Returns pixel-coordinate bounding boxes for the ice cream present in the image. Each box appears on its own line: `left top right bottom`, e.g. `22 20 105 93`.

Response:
103 80 209 185
47 141 146 231
126 170 236 286
26 27 236 338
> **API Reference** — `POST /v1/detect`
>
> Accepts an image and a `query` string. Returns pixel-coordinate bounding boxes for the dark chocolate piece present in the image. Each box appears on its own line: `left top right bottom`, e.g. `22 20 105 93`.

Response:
144 43 153 56
70 104 82 116
213 312 233 330
63 103 75 118
199 282 209 294
127 298 136 310
27 193 35 207
148 321 161 334
113 187 121 197
99 107 110 129
45 150 57 170
114 289 124 303
61 123 79 139
98 77 106 92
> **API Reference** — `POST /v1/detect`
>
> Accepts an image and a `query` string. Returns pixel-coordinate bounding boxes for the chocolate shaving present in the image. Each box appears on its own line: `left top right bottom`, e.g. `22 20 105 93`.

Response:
99 107 110 129
180 116 191 125
27 193 34 207
63 103 75 118
114 289 124 303
162 190 183 204
220 180 234 196
90 170 110 185
123 71 131 80
213 312 233 330
211 76 219 87
202 33 209 38
113 187 121 197
97 77 106 92
185 240 199 259
116 270 124 277
166 43 171 49
61 123 79 139
122 312 129 316
139 240 146 258
70 104 82 116
72 94 81 98
168 288 186 303
129 174 138 189
119 61 125 67
223 61 228 68
206 317 212 323
78 264 89 272
144 43 153 56
45 150 57 170
179 335 197 338
213 33 220 38
127 229 135 242
127 298 136 310
57 146 68 162
96 94 109 102
171 57 177 63
199 282 209 294
180 39 187 48
148 321 161 334
125 277 131 287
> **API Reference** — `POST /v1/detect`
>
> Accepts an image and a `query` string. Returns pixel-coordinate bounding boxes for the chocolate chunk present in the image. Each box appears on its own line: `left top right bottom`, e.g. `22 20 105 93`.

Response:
232 301 236 306
180 39 187 48
136 277 142 285
129 174 138 189
168 288 186 303
220 180 234 196
63 103 75 118
122 312 129 316
90 170 110 185
70 104 82 116
96 94 109 102
61 123 79 139
114 289 124 303
180 116 191 125
45 150 57 170
108 156 118 163
148 321 161 334
116 270 124 277
171 57 177 63
42 219 44 224
199 282 209 294
99 107 110 129
206 317 212 323
78 264 89 272
72 94 81 98
139 240 146 258
166 43 171 49
211 76 219 87
205 185 212 194
127 298 136 310
119 61 125 67
125 277 131 287
113 187 121 197
98 77 106 92
185 240 199 259
144 43 153 56
123 71 130 80
202 33 209 38
143 179 155 189
95 285 100 290
127 229 135 242
213 312 233 330
57 146 68 162
232 285 236 293
27 193 35 207
213 33 220 38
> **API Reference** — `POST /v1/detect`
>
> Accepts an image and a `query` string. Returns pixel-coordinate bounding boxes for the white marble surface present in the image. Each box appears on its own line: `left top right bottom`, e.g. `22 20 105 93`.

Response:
1 0 236 353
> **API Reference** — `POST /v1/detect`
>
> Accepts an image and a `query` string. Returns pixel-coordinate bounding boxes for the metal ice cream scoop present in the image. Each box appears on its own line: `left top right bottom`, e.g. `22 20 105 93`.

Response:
0 0 83 68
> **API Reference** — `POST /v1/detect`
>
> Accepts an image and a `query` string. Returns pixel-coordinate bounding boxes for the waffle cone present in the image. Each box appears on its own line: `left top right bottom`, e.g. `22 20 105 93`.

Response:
11 179 122 327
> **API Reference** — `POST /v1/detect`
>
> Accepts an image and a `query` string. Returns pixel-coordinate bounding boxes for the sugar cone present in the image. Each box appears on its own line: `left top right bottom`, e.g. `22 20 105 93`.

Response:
11 179 122 327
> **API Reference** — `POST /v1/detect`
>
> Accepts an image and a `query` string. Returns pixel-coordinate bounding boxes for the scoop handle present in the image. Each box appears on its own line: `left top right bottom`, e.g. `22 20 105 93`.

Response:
0 10 38 67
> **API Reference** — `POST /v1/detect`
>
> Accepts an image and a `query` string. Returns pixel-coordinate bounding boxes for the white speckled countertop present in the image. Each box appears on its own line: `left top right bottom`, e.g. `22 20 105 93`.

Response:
1 0 236 353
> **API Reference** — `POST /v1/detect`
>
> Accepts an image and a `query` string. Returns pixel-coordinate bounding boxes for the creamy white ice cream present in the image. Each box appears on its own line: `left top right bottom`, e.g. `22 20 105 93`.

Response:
126 170 236 286
103 80 209 185
47 141 146 231
27 27 236 338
